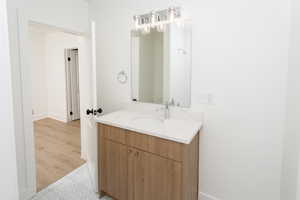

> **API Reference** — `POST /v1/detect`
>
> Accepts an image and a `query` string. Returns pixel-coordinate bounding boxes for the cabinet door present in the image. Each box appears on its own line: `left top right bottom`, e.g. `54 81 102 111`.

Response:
102 140 128 200
130 149 182 200
128 148 145 200
132 150 150 200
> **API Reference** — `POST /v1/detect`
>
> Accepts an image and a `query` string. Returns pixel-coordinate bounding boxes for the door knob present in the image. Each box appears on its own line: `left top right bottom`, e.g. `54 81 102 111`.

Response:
93 108 103 115
86 109 94 115
86 108 103 116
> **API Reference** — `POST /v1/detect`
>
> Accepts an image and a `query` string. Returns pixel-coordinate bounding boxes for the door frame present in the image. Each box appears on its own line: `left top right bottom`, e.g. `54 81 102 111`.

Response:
11 10 92 200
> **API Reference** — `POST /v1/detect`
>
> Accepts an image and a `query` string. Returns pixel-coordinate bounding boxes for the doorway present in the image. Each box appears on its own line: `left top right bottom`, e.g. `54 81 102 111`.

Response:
29 23 85 191
66 48 81 121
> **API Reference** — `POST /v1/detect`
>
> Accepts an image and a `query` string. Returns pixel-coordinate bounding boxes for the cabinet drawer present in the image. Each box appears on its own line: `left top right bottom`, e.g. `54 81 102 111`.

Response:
100 124 126 144
126 131 149 151
126 130 183 162
149 136 183 162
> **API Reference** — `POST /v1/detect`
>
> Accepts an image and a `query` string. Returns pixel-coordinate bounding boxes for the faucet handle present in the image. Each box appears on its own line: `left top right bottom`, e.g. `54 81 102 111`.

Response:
165 102 170 109
165 99 175 107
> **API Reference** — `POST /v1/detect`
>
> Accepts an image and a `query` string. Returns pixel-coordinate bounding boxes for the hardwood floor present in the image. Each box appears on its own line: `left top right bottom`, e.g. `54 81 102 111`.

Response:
34 118 85 191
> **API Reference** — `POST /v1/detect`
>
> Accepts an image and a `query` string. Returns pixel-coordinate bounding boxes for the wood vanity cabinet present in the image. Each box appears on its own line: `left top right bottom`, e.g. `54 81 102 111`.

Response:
98 123 199 200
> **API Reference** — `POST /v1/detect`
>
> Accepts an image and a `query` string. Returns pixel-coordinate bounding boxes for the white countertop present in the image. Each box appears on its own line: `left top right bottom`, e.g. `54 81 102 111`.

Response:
95 109 203 144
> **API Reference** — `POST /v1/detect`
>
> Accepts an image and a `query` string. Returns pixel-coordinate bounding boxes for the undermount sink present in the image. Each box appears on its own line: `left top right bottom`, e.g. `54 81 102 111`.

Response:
129 116 164 130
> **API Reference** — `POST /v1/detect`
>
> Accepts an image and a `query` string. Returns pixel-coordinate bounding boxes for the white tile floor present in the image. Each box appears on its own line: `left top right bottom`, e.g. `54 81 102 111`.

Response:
32 164 111 200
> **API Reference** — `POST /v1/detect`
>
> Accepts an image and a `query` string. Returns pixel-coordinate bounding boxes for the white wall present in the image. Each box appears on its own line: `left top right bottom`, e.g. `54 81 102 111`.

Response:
281 0 300 198
89 0 290 200
45 32 81 122
0 0 20 199
29 30 48 120
29 30 82 123
26 0 89 34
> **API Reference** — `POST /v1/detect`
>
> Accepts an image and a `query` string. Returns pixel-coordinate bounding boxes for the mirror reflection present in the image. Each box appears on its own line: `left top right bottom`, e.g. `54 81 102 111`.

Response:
131 23 192 108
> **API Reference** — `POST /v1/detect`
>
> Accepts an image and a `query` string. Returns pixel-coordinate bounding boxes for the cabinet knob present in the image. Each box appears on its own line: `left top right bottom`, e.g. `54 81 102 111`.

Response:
128 149 132 154
135 151 139 157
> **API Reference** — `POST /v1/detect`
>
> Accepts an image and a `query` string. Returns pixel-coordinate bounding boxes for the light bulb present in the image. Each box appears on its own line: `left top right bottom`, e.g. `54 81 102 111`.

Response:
151 12 156 28
134 15 140 30
169 7 175 22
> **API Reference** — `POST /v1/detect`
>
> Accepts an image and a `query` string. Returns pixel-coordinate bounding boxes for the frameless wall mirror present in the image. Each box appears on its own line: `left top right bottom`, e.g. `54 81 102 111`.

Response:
131 23 192 108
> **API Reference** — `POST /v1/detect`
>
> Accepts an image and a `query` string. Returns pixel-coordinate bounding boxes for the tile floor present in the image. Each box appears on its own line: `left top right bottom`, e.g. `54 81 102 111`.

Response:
32 164 111 200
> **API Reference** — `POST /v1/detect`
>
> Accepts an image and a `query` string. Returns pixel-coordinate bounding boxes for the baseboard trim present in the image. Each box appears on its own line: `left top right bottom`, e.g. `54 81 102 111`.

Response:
32 113 47 121
32 113 68 123
199 192 221 200
47 113 67 123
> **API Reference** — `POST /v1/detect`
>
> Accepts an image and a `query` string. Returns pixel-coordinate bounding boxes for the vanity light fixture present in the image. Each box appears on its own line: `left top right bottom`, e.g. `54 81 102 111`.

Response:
133 6 182 34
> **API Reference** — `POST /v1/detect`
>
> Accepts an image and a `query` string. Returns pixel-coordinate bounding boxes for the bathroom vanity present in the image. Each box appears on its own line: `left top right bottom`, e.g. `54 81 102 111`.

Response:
96 110 202 200
96 15 199 200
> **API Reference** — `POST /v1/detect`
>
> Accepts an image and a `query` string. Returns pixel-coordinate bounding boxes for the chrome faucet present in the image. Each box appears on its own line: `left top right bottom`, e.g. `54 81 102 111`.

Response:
164 99 175 119
164 103 170 119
